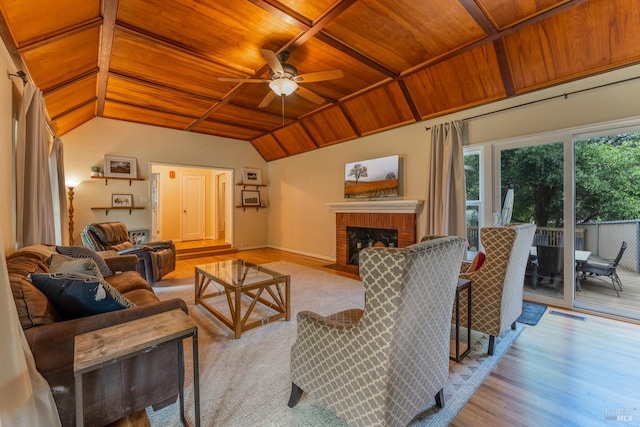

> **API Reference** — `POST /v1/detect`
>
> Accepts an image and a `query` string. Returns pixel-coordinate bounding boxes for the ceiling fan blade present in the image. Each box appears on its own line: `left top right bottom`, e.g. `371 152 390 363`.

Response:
258 90 277 108
294 69 344 83
218 77 271 83
296 86 325 104
261 49 284 76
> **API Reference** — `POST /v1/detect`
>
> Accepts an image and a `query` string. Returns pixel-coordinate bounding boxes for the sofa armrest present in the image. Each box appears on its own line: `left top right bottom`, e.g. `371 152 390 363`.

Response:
24 298 188 375
148 240 175 251
101 253 139 272
117 245 153 256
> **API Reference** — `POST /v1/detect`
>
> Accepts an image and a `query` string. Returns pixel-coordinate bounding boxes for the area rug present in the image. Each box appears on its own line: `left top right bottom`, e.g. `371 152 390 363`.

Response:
148 262 524 426
517 301 547 326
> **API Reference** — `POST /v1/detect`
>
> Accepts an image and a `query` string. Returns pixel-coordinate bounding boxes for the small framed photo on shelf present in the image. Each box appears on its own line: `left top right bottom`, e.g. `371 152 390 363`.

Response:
128 229 149 245
242 167 262 185
104 156 137 179
112 194 133 207
241 190 261 206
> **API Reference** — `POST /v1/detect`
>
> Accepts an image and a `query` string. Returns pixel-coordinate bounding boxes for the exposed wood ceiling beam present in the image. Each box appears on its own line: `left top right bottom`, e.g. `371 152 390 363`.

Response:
0 11 31 80
42 69 99 95
286 0 358 50
50 97 97 121
17 19 102 53
248 0 313 30
458 0 498 35
493 39 516 97
97 0 119 116
401 0 590 77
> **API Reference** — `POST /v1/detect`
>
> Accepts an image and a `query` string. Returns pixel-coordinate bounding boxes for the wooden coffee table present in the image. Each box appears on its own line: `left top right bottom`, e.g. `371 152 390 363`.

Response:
195 260 290 338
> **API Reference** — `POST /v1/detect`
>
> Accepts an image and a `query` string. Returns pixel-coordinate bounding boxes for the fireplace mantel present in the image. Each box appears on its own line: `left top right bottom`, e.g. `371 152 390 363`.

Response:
327 199 423 214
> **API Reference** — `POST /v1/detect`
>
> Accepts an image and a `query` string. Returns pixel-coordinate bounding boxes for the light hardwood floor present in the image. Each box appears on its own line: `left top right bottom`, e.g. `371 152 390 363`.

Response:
165 248 640 426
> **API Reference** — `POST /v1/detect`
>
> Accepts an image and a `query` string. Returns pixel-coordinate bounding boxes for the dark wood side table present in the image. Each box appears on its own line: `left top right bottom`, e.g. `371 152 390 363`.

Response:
451 278 472 362
73 309 199 427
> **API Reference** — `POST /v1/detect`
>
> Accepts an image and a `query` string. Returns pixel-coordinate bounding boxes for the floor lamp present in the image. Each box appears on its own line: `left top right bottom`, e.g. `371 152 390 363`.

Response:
66 180 80 245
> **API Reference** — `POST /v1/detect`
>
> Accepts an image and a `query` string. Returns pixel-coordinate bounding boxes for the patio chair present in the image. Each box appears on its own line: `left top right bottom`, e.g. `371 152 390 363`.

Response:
533 234 549 246
577 241 627 297
535 245 564 288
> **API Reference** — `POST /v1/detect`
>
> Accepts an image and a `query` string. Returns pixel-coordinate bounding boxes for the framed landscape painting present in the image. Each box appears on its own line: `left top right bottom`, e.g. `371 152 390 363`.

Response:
104 156 137 179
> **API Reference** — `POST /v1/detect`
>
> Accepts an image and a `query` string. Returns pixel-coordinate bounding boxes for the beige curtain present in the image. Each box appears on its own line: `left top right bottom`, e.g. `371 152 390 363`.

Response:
49 138 67 245
0 231 61 425
16 83 55 247
424 120 466 237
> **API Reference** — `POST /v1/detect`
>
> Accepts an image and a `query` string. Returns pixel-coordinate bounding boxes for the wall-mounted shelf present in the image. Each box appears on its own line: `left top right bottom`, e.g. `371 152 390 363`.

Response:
236 183 267 189
91 176 145 186
235 205 267 212
91 207 145 215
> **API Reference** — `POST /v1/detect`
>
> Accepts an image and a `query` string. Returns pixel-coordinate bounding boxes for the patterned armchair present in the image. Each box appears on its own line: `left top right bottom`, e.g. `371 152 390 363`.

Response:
459 224 536 355
288 236 465 427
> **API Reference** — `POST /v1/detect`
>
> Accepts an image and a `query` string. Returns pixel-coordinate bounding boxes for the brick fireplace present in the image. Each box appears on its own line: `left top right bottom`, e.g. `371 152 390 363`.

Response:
327 200 423 274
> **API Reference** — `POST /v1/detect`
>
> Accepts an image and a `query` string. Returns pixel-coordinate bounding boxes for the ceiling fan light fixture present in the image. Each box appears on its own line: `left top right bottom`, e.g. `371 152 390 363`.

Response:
269 78 298 96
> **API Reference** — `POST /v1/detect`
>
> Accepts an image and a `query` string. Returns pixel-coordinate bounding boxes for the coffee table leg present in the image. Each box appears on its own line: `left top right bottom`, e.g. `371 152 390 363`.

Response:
234 288 242 339
285 277 290 321
194 270 200 303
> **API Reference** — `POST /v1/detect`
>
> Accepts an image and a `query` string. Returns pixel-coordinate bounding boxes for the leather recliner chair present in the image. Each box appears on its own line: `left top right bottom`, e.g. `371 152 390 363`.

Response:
81 221 176 284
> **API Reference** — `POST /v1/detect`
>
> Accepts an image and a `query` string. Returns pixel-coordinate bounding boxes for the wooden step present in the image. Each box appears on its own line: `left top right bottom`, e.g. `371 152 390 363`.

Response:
176 244 238 260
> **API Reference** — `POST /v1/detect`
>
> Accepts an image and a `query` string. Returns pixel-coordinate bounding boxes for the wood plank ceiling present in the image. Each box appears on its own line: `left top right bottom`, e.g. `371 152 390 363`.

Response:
1 0 640 161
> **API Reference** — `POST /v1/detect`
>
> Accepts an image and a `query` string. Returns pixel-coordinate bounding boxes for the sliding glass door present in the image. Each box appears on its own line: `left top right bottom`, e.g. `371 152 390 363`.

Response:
573 127 640 319
497 141 567 302
473 121 640 319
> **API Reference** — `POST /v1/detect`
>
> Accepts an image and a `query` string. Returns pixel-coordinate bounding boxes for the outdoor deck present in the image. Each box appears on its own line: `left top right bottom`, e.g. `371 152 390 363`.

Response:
525 256 640 315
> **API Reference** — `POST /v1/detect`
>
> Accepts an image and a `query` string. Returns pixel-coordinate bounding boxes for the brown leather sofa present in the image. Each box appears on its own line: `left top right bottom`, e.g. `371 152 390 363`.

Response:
8 244 187 427
81 221 176 284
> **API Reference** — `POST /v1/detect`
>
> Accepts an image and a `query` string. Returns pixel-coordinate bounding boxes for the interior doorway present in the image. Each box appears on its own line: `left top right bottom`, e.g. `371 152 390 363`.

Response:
150 163 233 245
181 173 205 241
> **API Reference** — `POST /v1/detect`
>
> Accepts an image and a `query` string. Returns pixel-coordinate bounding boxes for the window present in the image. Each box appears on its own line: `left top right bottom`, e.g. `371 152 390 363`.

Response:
464 150 481 254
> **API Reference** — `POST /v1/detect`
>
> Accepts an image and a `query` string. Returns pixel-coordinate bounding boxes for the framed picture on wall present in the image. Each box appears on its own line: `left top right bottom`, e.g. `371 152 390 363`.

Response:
104 156 137 179
111 194 132 207
241 190 261 206
242 167 262 185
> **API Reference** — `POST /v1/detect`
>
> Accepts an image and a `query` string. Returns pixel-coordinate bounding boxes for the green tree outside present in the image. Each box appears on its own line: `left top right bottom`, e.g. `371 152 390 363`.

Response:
499 132 640 226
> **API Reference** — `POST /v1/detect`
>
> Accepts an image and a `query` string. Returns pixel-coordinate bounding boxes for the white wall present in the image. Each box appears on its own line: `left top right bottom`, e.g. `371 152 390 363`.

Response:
268 64 640 260
62 117 268 249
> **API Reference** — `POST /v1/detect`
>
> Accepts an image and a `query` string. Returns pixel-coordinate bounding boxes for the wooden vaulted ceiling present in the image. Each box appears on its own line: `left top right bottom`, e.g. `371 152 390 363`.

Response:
1 0 640 161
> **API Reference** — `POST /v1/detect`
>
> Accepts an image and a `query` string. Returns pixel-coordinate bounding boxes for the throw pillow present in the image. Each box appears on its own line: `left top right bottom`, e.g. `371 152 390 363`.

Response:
10 274 61 329
469 251 486 272
28 272 136 319
48 253 104 279
55 246 113 277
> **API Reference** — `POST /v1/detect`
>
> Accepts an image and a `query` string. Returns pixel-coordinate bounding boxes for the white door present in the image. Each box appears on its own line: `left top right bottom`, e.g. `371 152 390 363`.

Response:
150 173 160 241
182 173 205 241
216 174 226 240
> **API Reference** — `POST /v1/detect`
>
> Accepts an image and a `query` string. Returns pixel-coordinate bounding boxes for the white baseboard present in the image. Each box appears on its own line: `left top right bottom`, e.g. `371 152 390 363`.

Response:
266 245 336 262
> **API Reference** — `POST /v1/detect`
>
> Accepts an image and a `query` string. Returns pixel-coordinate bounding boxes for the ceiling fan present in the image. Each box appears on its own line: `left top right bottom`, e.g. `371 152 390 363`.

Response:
219 49 343 108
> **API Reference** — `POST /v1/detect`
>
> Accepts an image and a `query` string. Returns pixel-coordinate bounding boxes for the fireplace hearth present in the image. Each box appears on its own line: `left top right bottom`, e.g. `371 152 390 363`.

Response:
327 200 423 274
